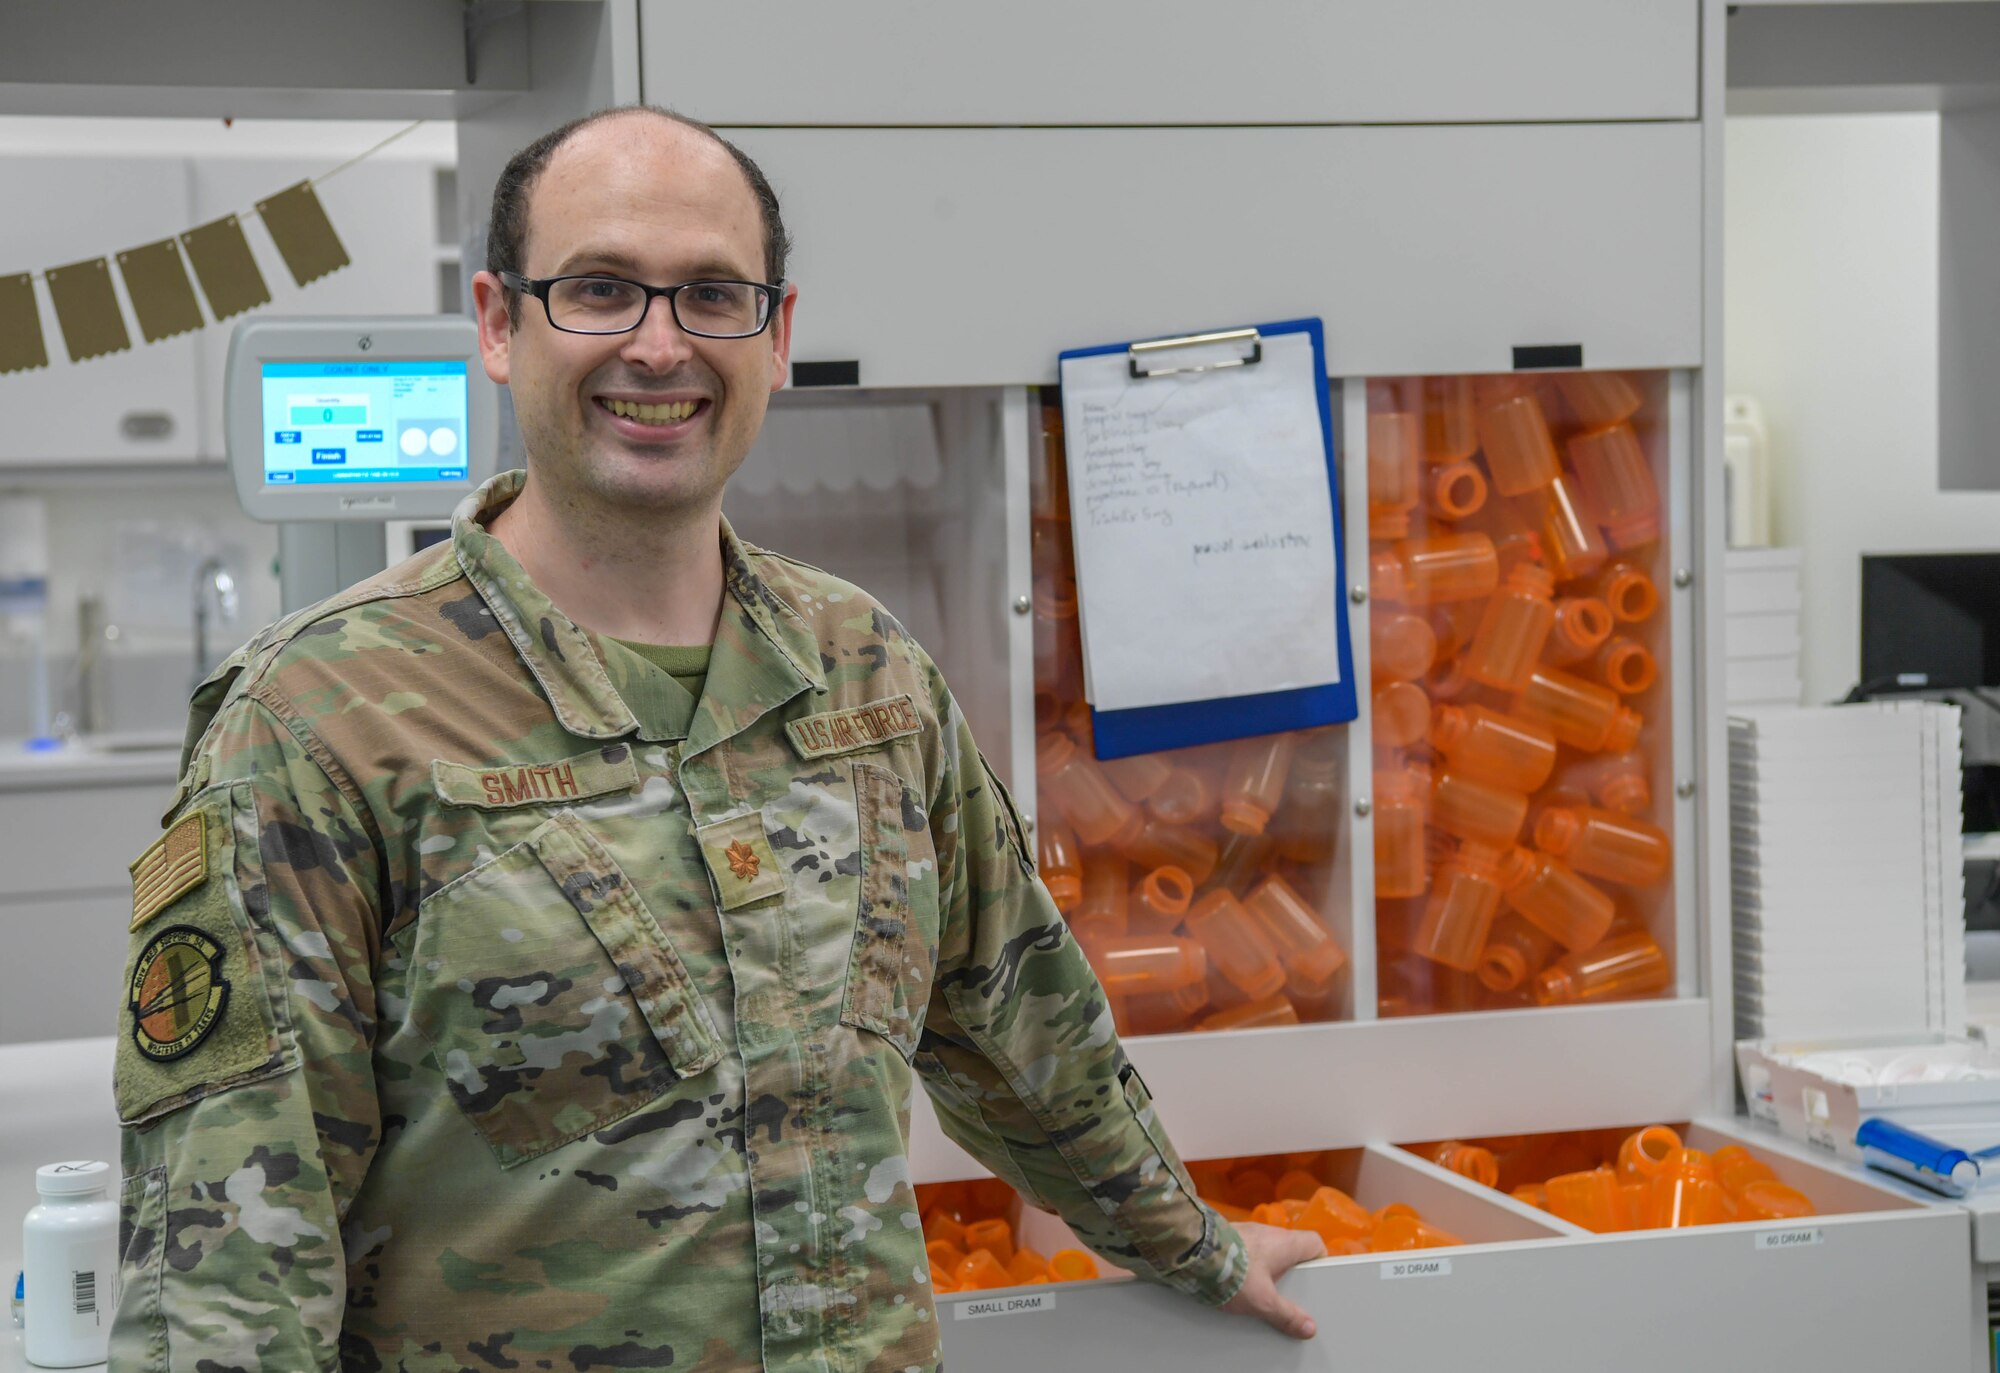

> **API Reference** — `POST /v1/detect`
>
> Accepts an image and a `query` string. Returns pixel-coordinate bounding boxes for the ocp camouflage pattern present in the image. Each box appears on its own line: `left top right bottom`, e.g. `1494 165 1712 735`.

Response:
111 469 1246 1372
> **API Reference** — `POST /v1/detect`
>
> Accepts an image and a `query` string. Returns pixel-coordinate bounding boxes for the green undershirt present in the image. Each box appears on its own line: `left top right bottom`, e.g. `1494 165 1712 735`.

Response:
610 638 711 703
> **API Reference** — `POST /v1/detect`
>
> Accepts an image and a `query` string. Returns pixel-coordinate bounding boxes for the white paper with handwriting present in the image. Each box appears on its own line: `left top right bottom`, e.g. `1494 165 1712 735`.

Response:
1059 331 1343 713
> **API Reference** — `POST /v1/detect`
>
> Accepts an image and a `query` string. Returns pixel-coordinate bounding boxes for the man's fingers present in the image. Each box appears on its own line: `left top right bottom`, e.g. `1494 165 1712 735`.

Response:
1275 1227 1328 1271
1260 1291 1317 1342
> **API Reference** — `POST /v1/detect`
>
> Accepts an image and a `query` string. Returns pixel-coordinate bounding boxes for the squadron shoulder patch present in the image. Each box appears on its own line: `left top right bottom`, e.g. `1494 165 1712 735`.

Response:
785 694 922 760
128 926 231 1061
129 811 207 932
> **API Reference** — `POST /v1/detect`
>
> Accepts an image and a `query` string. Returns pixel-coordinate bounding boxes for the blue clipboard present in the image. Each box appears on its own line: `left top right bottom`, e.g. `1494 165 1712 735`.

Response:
1057 317 1357 762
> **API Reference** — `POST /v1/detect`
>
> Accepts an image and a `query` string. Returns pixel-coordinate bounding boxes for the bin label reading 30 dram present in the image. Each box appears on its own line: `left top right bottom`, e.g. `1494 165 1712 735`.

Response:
1380 1258 1453 1280
1756 1227 1824 1251
954 1292 1056 1320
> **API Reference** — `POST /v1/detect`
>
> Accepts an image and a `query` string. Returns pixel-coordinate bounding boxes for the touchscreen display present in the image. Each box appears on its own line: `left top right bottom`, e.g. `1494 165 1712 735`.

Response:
260 360 471 485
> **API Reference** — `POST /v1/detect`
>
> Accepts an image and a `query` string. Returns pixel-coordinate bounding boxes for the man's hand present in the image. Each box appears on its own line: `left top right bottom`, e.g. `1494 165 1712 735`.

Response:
1218 1221 1325 1339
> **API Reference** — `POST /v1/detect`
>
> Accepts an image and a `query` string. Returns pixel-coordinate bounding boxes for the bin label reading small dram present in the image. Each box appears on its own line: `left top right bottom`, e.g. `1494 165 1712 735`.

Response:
954 1292 1056 1320
1381 1257 1453 1281
1756 1227 1823 1251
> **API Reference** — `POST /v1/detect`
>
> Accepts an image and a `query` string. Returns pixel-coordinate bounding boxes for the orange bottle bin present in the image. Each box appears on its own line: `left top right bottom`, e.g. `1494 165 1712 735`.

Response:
1037 732 1143 848
1088 933 1207 993
1554 371 1644 429
1035 822 1084 912
1199 994 1301 1031
1593 637 1657 695
1518 470 1608 582
1423 1142 1501 1188
1415 842 1508 971
1371 612 1439 683
1101 751 1173 804
1048 1250 1100 1282
1617 1125 1683 1182
1374 680 1433 749
1072 852 1131 940
1430 768 1530 848
1417 375 1480 465
1476 911 1561 992
1463 564 1558 693
1128 864 1195 935
1533 929 1671 1006
1546 1167 1624 1233
1371 533 1501 605
1534 804 1672 887
1736 1180 1816 1221
1515 665 1644 753
1120 816 1220 887
1368 409 1423 540
1220 732 1298 836
1647 1149 1724 1228
1474 388 1561 497
963 1218 1014 1266
1591 561 1660 624
1432 703 1560 793
1146 766 1217 826
1567 422 1662 552
1373 765 1432 898
1542 596 1615 667
1498 848 1616 951
1186 889 1288 1000
1422 460 1489 523
1269 754 1342 865
1244 873 1348 995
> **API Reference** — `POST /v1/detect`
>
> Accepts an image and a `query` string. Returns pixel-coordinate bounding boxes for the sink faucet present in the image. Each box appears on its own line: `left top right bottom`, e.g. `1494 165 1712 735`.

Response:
192 556 239 691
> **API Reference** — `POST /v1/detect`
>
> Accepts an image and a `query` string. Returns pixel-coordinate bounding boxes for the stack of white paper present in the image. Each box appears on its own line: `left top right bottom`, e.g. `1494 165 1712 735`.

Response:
1730 701 1966 1040
1724 548 1803 708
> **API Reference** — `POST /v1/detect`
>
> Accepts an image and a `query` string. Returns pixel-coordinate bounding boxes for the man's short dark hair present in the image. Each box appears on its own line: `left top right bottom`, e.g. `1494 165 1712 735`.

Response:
485 104 792 326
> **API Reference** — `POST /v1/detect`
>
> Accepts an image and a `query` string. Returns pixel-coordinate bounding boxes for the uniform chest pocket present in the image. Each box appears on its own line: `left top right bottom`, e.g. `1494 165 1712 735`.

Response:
400 810 722 1167
839 760 941 1059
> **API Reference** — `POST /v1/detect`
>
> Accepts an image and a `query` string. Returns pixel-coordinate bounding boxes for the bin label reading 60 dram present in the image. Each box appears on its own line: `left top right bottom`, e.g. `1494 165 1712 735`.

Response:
954 1292 1056 1320
1380 1258 1453 1281
1756 1227 1824 1251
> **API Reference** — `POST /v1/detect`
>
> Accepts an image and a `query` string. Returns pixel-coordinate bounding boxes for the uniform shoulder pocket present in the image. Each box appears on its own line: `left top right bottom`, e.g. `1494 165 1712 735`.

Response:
115 784 290 1126
978 755 1036 877
841 760 941 1058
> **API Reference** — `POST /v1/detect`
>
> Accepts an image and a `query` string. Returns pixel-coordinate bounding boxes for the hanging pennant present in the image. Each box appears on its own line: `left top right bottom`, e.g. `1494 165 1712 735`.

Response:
256 181 350 288
179 214 271 321
117 238 206 344
44 257 131 362
0 273 49 374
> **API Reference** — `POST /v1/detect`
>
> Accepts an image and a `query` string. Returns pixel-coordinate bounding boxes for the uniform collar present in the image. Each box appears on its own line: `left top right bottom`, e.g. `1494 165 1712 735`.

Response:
452 469 826 747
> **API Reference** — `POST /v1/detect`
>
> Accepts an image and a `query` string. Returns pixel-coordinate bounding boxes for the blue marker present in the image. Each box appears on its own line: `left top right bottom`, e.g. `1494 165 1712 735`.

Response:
1856 1117 2000 1197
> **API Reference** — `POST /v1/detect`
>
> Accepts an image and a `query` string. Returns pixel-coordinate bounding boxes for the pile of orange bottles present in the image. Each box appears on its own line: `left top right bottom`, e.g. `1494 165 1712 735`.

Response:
1032 400 1350 1035
1416 1126 1819 1232
1189 1150 1464 1254
1369 372 1676 1016
916 1178 1102 1292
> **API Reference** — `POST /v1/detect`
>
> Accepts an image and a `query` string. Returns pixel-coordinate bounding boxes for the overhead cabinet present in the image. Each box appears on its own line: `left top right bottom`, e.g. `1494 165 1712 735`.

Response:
648 0 1698 125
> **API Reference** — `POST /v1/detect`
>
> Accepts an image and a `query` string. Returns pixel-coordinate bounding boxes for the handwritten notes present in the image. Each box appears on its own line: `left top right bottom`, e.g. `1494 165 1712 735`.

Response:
1059 330 1344 714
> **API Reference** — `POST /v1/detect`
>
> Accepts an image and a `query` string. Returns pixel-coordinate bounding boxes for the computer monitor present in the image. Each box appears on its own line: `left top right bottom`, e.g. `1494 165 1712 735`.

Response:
1861 552 2000 690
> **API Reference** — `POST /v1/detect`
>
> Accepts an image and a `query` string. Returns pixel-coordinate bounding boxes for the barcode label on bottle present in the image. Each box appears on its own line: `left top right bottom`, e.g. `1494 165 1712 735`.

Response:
72 1268 96 1315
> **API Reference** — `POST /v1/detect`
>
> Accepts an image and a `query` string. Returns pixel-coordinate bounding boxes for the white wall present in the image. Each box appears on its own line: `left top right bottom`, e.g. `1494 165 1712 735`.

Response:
1725 112 2000 706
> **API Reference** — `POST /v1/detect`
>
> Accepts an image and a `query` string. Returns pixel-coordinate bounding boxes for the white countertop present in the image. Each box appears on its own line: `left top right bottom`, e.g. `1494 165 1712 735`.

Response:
0 738 181 794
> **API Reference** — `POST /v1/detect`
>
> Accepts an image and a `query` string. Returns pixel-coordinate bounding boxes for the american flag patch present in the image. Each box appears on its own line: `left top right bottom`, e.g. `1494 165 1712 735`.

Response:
129 811 208 932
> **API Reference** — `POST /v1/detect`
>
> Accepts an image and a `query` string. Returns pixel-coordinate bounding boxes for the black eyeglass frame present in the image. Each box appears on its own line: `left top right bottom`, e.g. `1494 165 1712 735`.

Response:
498 269 785 339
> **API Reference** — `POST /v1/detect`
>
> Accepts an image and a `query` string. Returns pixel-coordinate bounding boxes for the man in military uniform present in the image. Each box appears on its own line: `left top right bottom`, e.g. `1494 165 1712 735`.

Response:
110 106 1323 1371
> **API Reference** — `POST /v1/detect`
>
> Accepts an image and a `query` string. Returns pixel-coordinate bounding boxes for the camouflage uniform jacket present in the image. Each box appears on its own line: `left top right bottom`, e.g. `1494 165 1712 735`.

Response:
111 468 1246 1373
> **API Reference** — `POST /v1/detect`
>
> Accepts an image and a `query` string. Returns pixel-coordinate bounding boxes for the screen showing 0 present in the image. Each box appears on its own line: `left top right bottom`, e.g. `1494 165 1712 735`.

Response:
260 360 470 486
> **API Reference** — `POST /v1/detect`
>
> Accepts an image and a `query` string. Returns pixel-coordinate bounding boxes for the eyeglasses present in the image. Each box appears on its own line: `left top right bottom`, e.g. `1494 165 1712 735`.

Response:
499 270 782 339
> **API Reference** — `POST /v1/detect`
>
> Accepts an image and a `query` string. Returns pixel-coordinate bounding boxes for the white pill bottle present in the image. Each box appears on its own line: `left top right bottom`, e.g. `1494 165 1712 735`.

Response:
21 1161 118 1368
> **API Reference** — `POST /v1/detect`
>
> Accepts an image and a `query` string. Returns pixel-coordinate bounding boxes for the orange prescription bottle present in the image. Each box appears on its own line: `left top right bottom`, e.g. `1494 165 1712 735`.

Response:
1712 1145 1778 1199
1428 598 1487 663
1415 842 1508 971
1464 564 1558 692
1533 929 1671 1005
1036 822 1084 912
1431 769 1530 848
1368 408 1423 540
1118 985 1201 1036
1374 680 1432 749
1476 911 1562 992
1592 637 1657 695
1221 732 1297 835
1199 994 1301 1031
1037 732 1143 848
1423 1142 1501 1188
1101 752 1173 805
1545 1167 1625 1233
1516 470 1607 581
1298 1187 1374 1246
1245 874 1348 997
1542 597 1615 667
1090 933 1207 994
1048 1250 1099 1282
1431 703 1559 793
1422 461 1488 523
964 1218 1014 1266
1147 766 1217 826
1204 829 1274 898
1031 574 1080 701
1617 1126 1682 1183
1120 817 1220 887
1590 561 1660 624
1071 852 1130 942
1514 666 1644 753
1373 764 1432 898
927 1240 969 1278
1647 1149 1724 1228
1735 1180 1815 1221
1555 371 1643 428
924 1209 968 1251
1534 805 1672 887
1567 422 1661 552
1418 375 1479 464
1186 890 1287 1000
1270 752 1342 865
1475 387 1561 496
955 1249 1013 1290
1498 848 1616 950
1371 533 1501 605
1007 1249 1051 1286
1371 613 1439 684
1127 865 1195 936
